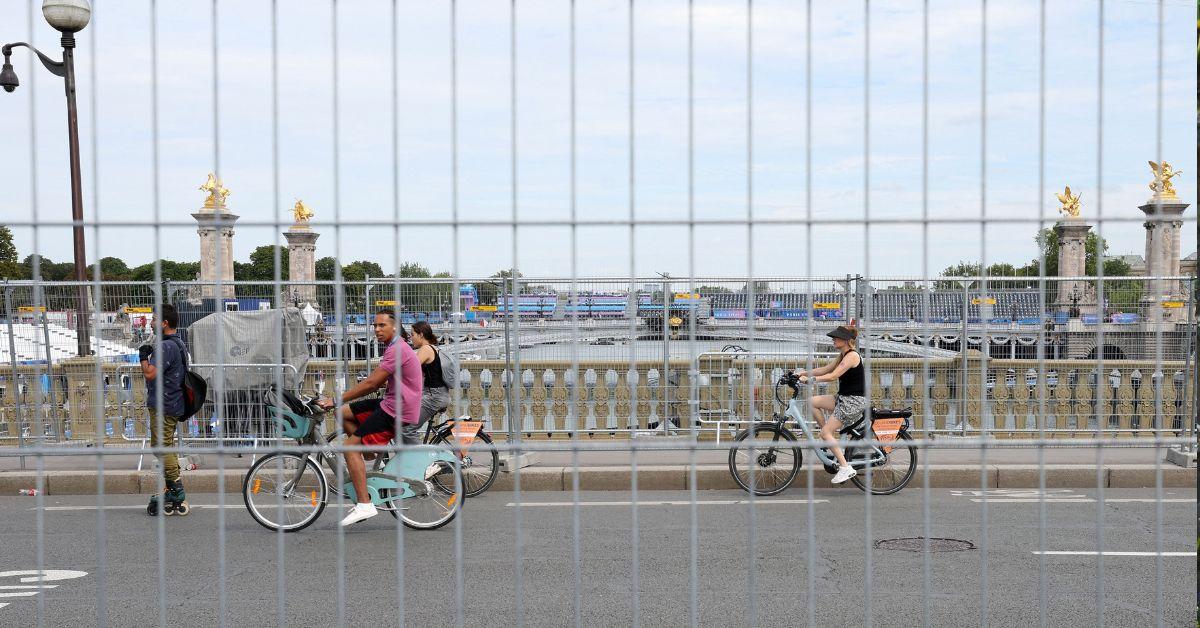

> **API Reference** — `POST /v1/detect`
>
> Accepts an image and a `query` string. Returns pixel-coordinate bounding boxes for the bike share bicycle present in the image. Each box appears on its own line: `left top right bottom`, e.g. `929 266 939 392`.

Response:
728 372 917 496
241 388 465 532
366 409 500 498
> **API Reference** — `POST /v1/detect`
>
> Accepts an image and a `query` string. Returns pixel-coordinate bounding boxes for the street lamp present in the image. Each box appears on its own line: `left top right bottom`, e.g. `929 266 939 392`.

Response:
3 0 94 357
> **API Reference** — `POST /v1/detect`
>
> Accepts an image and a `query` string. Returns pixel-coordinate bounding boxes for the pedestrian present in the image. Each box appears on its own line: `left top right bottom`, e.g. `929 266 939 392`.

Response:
141 304 190 516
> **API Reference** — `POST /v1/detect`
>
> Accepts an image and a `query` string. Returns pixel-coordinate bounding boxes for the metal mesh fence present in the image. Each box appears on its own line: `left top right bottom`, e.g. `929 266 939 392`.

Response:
0 0 1196 626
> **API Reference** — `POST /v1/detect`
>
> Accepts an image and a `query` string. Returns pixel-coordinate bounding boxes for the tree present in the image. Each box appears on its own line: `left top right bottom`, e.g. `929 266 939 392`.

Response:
21 255 74 281
476 269 524 306
0 226 22 279
340 260 384 282
87 256 130 280
696 285 733 294
129 259 201 283
315 257 338 281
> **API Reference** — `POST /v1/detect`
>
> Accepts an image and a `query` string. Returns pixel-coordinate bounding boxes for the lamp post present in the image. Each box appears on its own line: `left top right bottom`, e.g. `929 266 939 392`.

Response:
2 0 93 357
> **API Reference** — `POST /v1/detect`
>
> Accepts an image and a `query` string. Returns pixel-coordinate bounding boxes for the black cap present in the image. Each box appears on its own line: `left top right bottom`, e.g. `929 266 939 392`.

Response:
826 326 856 341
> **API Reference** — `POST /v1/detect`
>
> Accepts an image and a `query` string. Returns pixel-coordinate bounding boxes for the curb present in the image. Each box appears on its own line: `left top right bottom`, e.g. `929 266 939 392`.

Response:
0 464 1193 495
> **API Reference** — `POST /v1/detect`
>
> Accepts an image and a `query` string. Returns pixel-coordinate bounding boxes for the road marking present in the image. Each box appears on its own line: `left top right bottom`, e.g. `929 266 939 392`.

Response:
507 499 829 507
970 498 1194 504
1034 551 1196 557
0 570 87 612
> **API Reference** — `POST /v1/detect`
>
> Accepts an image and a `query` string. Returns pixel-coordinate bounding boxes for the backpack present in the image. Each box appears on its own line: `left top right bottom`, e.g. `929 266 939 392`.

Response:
169 336 208 420
437 346 460 389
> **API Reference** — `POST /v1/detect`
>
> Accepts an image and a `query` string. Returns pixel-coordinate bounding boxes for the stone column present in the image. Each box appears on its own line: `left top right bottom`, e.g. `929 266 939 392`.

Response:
283 223 320 305
1054 217 1094 314
193 208 239 300
1138 197 1189 322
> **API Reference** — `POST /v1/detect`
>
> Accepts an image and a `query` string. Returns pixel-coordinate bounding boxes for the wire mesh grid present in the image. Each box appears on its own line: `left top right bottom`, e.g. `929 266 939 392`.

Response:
0 0 1196 626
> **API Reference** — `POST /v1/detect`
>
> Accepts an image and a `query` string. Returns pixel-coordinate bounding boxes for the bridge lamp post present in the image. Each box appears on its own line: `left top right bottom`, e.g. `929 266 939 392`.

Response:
2 0 93 356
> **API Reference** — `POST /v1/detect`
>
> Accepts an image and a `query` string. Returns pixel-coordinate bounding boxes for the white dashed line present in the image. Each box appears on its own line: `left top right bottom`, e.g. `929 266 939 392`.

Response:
507 499 828 507
1034 551 1196 557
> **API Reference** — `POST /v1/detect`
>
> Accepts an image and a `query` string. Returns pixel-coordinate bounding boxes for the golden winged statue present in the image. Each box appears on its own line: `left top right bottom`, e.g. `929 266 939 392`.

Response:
1055 186 1081 218
199 173 231 208
1148 161 1181 198
292 199 315 223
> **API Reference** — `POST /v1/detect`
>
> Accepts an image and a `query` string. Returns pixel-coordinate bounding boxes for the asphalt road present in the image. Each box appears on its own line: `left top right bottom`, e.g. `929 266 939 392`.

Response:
0 487 1193 627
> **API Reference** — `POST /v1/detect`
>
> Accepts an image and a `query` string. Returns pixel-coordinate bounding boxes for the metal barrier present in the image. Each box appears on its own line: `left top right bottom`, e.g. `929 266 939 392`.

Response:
114 363 299 469
0 0 1196 623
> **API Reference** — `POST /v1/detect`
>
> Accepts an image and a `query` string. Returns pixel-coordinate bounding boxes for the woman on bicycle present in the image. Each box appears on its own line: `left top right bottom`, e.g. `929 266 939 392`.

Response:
410 321 451 435
794 324 866 485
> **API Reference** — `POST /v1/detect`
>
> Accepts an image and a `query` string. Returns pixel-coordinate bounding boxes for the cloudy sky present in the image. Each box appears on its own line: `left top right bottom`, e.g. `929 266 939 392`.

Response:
1 0 1195 282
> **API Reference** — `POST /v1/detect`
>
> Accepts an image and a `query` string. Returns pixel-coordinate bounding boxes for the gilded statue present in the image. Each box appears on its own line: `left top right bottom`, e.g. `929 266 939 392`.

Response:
1055 186 1081 218
199 173 231 208
1148 161 1181 198
292 199 315 223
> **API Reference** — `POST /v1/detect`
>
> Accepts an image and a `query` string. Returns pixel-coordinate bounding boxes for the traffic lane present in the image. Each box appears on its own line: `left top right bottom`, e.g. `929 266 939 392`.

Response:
0 489 1192 627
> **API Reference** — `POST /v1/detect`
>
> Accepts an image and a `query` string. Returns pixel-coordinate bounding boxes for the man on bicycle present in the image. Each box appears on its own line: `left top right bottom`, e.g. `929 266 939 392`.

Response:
318 308 423 526
794 324 866 485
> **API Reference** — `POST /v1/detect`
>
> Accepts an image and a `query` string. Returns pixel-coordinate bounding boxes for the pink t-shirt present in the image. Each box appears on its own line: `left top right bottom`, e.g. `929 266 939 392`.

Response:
378 339 423 424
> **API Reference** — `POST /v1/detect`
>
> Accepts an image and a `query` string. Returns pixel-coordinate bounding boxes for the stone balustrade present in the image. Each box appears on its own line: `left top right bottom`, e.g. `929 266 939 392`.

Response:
0 356 1192 443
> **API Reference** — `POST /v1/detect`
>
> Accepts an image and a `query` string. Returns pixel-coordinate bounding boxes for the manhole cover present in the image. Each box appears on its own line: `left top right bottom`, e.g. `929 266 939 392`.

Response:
875 537 976 552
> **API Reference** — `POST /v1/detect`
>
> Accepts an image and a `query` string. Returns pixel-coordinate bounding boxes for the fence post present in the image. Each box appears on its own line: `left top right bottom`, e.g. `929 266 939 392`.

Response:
4 284 26 469
1188 279 1198 452
960 279 970 434
661 276 670 435
35 283 59 439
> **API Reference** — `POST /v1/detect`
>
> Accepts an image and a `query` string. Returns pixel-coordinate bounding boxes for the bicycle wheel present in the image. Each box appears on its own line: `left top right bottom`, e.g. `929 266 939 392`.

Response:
431 428 499 498
848 431 917 495
728 425 802 496
243 453 328 532
385 459 463 530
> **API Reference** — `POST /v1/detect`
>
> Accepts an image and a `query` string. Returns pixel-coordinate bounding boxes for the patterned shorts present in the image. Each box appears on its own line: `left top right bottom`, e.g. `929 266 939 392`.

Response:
831 395 867 427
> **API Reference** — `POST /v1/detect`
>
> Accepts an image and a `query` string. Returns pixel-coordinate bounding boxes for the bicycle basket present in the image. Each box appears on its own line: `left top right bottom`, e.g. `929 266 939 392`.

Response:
264 387 313 439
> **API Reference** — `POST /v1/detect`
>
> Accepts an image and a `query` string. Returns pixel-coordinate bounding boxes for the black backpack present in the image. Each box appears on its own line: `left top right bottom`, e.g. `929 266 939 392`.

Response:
169 336 208 420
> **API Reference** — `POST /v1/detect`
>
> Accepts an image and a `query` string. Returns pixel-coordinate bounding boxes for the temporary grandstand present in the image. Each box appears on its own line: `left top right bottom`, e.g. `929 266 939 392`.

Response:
0 323 137 364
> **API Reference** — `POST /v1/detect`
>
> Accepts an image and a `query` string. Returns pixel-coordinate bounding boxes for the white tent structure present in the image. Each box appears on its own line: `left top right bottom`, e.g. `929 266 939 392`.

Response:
0 323 137 364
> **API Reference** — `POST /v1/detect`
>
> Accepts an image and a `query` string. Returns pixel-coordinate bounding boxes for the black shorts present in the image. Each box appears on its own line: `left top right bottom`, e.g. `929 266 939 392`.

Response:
347 399 397 446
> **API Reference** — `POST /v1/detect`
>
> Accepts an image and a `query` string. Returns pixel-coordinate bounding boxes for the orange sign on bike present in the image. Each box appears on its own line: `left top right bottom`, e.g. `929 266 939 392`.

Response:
452 420 484 457
872 418 904 453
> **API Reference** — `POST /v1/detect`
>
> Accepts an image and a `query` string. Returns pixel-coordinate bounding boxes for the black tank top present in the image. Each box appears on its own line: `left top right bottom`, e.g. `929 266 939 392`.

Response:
837 350 865 397
422 347 447 390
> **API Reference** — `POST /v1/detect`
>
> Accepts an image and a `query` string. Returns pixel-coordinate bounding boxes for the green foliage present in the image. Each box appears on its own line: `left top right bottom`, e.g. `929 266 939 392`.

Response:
129 259 201 283
476 269 524 306
340 260 384 282
88 256 131 280
696 285 733 294
936 228 1143 308
315 257 338 281
0 226 22 279
21 255 75 281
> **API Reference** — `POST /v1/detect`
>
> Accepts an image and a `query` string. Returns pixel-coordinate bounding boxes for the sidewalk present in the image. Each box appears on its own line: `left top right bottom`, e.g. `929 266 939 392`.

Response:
0 442 1192 494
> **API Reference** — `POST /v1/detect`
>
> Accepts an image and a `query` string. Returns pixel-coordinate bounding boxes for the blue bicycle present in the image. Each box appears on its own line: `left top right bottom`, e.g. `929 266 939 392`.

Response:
241 389 464 532
728 372 917 496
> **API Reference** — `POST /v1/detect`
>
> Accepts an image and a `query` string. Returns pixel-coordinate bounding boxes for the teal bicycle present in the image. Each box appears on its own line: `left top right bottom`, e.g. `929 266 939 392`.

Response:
241 389 464 532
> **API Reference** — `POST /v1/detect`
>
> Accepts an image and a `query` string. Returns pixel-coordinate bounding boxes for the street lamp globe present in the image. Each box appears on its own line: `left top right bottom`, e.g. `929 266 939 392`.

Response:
42 0 91 33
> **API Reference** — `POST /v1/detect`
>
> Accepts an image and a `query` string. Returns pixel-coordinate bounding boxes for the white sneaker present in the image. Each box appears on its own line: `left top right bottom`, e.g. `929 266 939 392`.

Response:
340 502 378 527
831 465 857 485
